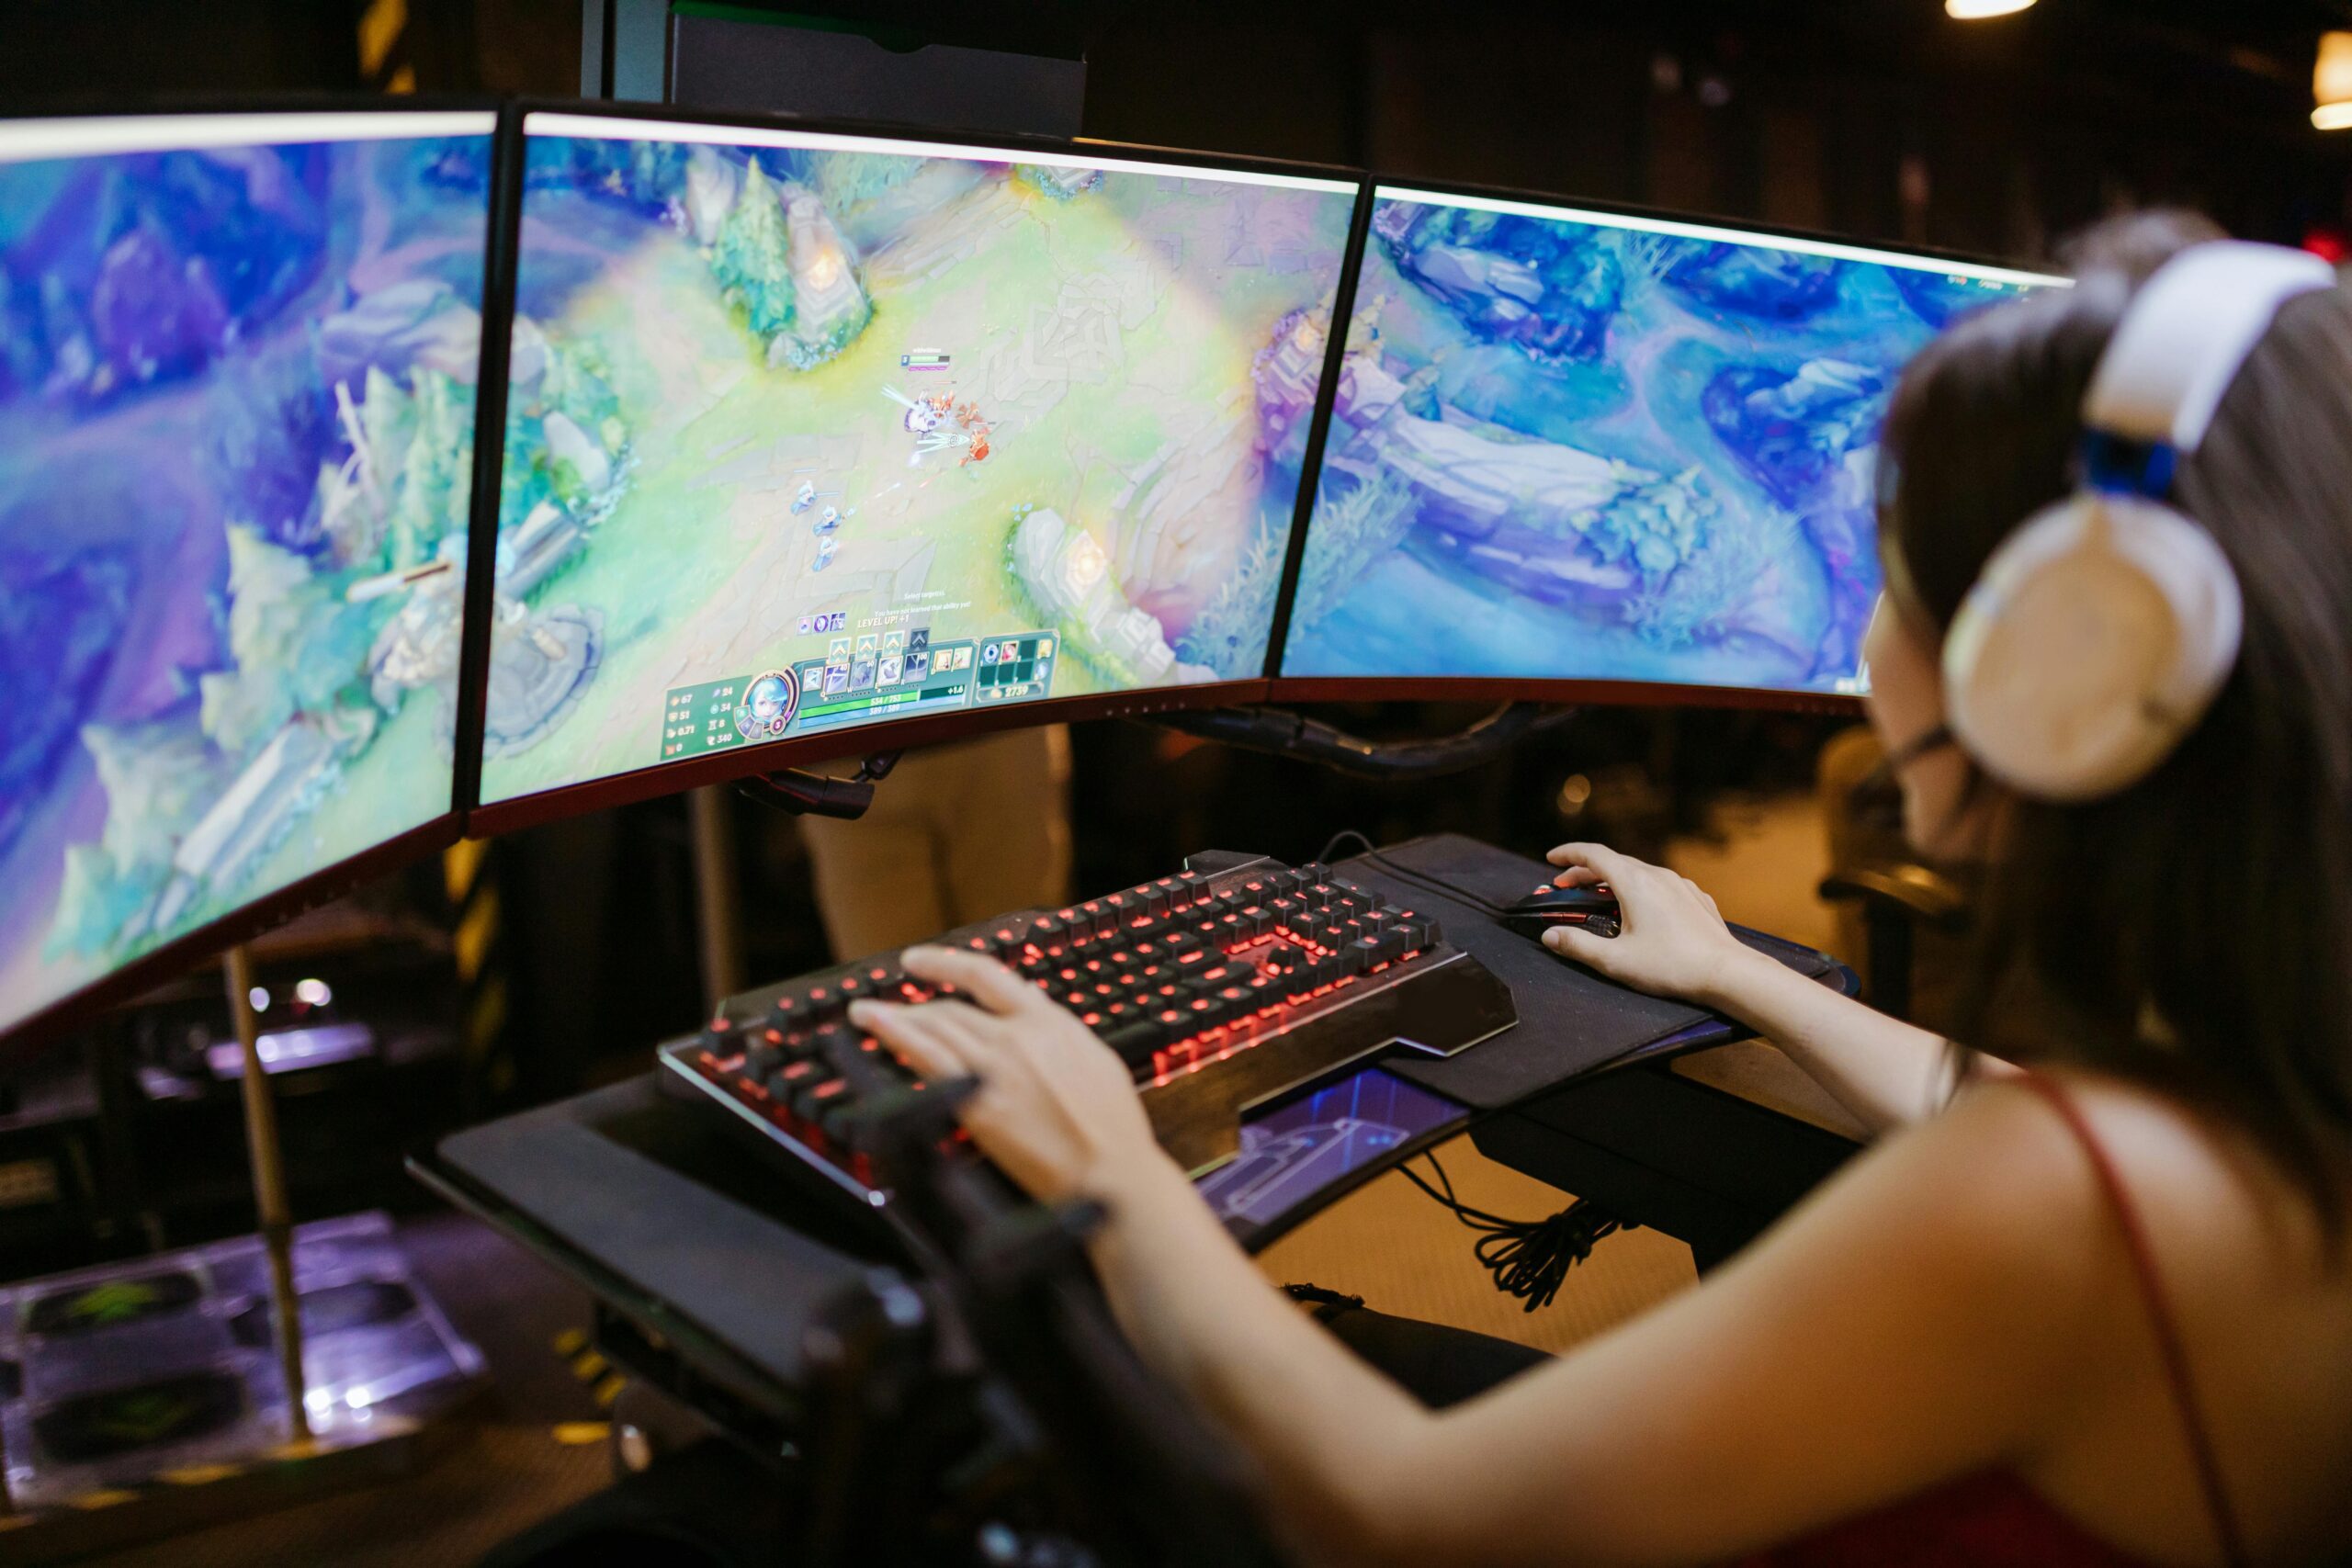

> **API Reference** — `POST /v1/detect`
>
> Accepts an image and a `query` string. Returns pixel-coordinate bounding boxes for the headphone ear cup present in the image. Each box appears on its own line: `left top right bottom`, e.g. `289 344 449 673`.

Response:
1942 494 2243 802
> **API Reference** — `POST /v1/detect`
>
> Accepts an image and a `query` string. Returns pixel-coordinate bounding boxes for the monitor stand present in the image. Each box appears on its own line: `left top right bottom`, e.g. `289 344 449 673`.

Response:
582 2 1085 132
1152 701 1582 784
736 750 900 822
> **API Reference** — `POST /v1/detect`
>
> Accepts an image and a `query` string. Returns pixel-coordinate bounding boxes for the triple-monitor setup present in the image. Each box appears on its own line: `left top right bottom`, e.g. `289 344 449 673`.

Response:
0 99 2061 1048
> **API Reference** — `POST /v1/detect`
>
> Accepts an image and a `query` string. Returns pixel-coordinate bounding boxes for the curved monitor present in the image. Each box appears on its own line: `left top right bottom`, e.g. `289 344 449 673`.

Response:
469 107 1361 830
1272 185 2063 707
0 107 499 1044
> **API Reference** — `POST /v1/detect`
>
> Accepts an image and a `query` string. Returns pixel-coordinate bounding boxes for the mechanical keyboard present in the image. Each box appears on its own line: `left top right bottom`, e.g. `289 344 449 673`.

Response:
658 851 1516 1214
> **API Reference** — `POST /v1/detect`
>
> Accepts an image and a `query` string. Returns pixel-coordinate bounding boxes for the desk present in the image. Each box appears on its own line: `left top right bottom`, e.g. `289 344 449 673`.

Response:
412 835 1859 1436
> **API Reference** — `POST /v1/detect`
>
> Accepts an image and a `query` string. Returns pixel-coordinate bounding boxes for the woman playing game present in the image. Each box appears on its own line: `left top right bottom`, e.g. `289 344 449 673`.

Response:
852 230 2352 1565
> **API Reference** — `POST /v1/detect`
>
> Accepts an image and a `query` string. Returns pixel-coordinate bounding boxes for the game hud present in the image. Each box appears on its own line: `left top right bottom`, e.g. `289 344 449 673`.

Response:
1281 187 2059 694
475 113 1357 805
0 111 494 1035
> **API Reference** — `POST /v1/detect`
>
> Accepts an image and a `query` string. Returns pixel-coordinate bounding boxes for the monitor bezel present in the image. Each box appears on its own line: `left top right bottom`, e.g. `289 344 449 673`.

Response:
0 96 506 1053
1261 172 2070 716
459 96 1370 837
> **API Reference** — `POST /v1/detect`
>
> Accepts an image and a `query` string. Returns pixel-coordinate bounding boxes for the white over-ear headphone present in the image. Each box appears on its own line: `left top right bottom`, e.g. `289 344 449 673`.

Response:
1940 241 2335 803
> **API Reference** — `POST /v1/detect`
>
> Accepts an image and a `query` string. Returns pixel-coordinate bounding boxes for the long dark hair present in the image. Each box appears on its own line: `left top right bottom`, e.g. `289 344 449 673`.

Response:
1878 223 2352 1223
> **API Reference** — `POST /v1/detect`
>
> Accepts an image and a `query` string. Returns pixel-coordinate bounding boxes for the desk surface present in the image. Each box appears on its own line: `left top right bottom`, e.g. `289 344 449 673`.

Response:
417 835 1850 1412
419 1074 882 1419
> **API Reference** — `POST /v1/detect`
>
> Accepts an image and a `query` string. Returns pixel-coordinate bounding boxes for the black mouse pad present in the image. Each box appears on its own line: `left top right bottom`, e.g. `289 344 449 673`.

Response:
1338 835 1849 1111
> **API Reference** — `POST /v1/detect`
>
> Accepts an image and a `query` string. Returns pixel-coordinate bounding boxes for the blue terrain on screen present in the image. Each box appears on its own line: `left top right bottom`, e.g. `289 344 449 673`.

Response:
1278 196 2041 692
0 128 491 1031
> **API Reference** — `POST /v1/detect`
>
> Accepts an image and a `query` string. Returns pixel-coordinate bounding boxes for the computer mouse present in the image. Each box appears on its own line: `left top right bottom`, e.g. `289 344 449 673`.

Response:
1500 883 1620 942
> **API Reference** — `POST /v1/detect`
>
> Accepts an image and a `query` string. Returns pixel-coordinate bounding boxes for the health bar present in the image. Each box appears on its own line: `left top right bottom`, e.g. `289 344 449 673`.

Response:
799 682 965 721
900 352 951 369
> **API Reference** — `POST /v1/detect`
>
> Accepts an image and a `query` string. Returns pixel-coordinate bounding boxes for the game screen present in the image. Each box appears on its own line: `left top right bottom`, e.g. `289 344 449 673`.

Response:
0 111 495 1036
475 113 1357 805
1280 187 2060 694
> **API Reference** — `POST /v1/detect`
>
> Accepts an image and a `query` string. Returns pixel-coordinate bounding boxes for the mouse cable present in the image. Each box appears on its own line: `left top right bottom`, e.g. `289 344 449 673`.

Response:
1317 828 1376 864
1312 830 1521 919
1398 1153 1636 1314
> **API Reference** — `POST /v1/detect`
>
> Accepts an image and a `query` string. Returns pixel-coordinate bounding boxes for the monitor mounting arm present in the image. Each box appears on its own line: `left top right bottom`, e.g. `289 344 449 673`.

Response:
1148 701 1577 782
736 750 902 821
729 697 1574 819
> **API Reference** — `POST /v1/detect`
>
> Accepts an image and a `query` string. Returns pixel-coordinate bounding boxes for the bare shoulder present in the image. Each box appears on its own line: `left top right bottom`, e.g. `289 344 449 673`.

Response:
1833 1076 2128 1289
1751 1073 2298 1396
1908 1072 2335 1326
1690 1077 2148 1401
1973 1073 2352 1559
2004 1071 2352 1373
1998 1071 2335 1268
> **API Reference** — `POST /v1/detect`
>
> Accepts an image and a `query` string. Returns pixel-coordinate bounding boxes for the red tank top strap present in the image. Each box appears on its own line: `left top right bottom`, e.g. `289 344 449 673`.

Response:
2012 1071 2247 1568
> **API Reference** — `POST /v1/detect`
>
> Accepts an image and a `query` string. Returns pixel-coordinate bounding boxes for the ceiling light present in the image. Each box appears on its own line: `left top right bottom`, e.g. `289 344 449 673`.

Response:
1947 0 2036 17
2315 33 2352 130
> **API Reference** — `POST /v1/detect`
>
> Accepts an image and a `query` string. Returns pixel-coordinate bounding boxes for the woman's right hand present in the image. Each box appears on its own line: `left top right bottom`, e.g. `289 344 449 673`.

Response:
1543 842 1759 1008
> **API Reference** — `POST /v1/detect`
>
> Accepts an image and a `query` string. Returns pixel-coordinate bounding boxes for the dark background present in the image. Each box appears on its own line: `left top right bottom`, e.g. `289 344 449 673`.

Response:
10 0 2350 250
4 0 2348 1260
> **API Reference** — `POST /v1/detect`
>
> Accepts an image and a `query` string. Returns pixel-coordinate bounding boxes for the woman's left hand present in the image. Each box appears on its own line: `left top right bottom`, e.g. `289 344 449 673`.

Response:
848 945 1171 1205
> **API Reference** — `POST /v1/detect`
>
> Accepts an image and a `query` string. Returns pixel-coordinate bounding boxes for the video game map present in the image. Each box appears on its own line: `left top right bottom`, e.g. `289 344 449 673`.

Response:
478 120 1356 803
1281 190 2052 694
0 118 493 1034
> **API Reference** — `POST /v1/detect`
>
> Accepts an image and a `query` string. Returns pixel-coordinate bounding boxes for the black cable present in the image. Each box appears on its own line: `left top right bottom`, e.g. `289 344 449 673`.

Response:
1316 828 1375 864
1312 829 1521 919
1398 1154 1635 1314
1360 849 1518 917
1314 843 1633 1309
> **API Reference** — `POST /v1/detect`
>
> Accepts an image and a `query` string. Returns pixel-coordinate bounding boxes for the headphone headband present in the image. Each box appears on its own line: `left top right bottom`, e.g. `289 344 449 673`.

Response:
2082 241 2335 459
